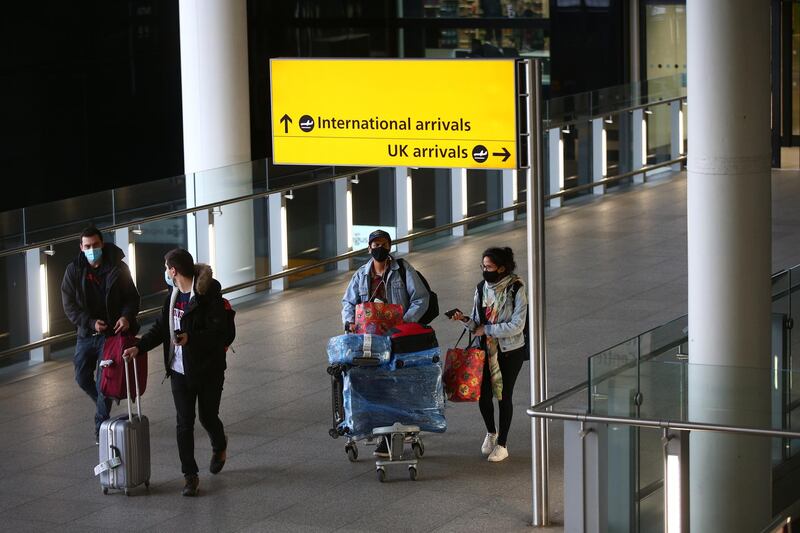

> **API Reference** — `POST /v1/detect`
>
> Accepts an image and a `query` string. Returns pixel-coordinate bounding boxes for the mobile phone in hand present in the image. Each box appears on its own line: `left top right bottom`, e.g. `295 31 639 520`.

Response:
444 308 461 319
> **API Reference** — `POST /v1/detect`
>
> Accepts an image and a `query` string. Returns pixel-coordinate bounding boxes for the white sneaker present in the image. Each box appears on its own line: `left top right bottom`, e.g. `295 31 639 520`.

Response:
481 433 498 456
488 444 509 462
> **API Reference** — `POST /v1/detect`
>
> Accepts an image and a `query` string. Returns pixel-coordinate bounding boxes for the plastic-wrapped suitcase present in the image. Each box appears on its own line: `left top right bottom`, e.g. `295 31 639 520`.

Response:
94 355 150 495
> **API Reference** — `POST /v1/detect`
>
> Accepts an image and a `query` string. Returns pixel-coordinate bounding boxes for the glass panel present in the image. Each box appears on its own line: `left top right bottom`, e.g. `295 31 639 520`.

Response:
466 170 502 230
285 182 337 284
410 168 452 245
644 5 687 84
0 255 27 367
638 484 664 532
132 215 188 311
794 2 800 136
588 337 638 415
645 102 672 165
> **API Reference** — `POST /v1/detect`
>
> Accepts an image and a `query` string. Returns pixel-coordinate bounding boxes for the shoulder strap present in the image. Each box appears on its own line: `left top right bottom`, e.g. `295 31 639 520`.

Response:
396 258 407 289
510 280 523 299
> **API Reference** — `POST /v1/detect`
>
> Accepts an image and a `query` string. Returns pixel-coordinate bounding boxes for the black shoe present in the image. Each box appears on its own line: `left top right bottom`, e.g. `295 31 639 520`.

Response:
373 438 390 458
182 475 199 497
210 436 228 475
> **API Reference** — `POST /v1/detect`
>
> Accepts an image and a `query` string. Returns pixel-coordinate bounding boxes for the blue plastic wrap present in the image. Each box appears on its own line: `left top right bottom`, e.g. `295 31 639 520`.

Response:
340 365 446 439
327 334 391 365
389 347 441 370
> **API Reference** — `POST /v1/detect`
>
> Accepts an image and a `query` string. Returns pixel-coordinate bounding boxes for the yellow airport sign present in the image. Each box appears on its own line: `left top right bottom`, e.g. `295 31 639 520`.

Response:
270 59 518 169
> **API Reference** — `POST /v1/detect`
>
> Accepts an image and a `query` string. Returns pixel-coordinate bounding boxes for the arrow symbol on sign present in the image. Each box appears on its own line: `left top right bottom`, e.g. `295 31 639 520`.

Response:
492 147 511 162
280 114 292 134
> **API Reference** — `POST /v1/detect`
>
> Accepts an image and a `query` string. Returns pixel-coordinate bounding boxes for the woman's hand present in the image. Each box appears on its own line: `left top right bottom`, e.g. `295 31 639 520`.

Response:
450 310 465 322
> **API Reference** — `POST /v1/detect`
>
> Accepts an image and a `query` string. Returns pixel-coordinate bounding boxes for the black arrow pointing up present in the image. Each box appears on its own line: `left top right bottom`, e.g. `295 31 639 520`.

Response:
492 147 511 162
280 114 292 134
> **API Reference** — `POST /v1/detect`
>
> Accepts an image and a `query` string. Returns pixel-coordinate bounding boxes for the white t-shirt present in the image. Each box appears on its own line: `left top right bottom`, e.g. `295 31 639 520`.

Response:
171 291 191 374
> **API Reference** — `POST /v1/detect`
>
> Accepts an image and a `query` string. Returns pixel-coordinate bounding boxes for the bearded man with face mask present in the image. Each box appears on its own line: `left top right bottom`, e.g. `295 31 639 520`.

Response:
61 225 140 444
341 229 431 334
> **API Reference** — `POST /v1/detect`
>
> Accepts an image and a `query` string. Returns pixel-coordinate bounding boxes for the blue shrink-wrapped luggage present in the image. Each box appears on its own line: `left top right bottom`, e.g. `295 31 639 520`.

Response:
340 364 446 439
389 347 441 370
327 334 391 365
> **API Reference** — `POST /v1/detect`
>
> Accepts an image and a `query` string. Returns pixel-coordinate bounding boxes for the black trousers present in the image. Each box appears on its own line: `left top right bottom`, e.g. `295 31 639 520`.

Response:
170 371 226 476
478 346 525 447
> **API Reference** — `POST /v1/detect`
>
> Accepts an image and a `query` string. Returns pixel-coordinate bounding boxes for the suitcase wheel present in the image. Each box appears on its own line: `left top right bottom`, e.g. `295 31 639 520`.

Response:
408 466 418 481
412 441 424 458
102 487 108 495
345 444 358 462
376 467 386 483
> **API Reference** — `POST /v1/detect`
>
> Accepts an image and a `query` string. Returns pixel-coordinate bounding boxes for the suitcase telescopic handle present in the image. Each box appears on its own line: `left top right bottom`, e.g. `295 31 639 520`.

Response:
122 354 143 420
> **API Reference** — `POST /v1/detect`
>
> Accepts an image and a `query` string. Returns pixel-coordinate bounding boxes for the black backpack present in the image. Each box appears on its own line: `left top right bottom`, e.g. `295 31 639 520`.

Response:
476 280 529 360
396 259 440 325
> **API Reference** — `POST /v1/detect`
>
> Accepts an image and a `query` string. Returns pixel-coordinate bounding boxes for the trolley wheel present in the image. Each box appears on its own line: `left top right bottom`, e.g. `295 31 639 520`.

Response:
412 442 424 458
346 445 358 462
329 428 339 439
102 487 108 495
377 467 386 483
124 489 130 497
408 466 418 481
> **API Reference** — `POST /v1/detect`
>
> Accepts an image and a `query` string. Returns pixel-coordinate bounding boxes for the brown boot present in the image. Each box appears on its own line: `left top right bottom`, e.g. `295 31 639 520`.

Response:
182 475 199 497
210 436 228 475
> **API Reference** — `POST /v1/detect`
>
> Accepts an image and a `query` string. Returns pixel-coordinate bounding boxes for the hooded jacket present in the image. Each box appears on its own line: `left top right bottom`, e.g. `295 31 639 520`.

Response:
61 243 140 338
137 264 230 384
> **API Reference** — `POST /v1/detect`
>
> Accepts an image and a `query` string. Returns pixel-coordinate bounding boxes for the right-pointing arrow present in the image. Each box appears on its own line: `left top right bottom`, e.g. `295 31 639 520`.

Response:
492 147 511 162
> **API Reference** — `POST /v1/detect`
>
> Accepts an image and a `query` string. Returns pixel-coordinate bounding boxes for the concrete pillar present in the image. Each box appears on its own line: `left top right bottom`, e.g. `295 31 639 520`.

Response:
501 169 517 222
547 128 562 207
632 108 645 184
25 249 49 362
394 167 411 255
179 0 254 298
591 118 606 195
450 168 467 237
687 1 772 531
334 177 352 271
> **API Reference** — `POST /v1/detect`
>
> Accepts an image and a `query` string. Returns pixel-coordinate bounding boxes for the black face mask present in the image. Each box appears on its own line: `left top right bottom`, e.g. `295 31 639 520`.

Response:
482 270 502 283
371 247 390 262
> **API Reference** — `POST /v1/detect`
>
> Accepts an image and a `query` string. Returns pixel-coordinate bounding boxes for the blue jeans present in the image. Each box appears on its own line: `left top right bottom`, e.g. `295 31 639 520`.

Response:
74 335 112 433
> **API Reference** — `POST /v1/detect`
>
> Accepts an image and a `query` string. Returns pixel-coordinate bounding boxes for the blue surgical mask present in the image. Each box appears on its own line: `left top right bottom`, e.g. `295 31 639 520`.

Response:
83 247 102 264
164 270 175 287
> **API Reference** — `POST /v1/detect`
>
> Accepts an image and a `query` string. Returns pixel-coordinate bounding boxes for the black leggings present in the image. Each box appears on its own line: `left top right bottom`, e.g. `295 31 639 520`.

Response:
479 347 525 447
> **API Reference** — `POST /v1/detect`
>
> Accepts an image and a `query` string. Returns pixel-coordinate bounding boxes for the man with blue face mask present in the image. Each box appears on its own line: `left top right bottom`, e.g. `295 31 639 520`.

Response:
61 225 140 444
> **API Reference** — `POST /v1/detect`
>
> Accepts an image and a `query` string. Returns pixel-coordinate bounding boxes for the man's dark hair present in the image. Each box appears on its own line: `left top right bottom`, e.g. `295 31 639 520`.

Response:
165 248 195 278
482 247 516 273
80 226 103 242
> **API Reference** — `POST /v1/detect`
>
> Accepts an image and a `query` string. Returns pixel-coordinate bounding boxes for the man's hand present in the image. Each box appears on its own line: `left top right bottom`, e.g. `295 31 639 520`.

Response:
175 333 189 346
473 325 486 337
114 316 130 334
94 319 108 334
347 322 357 333
122 346 139 360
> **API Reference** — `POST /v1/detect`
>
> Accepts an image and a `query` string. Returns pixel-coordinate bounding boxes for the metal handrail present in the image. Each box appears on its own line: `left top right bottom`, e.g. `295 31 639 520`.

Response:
545 95 686 130
0 150 689 361
0 167 380 259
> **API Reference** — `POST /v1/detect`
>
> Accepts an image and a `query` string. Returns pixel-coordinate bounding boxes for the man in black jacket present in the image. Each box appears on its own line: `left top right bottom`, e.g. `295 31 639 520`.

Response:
61 226 140 444
123 248 232 497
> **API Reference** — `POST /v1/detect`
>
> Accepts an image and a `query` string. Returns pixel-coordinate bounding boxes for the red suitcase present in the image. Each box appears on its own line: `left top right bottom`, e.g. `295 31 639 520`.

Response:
100 333 148 401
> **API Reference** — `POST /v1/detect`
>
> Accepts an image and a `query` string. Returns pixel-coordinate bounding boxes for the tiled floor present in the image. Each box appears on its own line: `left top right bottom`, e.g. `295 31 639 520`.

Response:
0 170 798 532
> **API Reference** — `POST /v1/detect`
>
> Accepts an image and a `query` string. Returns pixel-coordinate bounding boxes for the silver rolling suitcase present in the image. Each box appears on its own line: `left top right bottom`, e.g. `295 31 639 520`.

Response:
94 355 151 495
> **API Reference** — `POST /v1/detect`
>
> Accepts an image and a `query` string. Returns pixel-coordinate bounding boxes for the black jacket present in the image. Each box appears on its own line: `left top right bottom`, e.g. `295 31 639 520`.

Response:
137 264 229 384
61 243 140 338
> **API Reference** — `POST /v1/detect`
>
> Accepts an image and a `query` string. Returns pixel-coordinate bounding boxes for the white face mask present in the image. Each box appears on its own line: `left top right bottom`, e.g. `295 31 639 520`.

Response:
165 269 175 287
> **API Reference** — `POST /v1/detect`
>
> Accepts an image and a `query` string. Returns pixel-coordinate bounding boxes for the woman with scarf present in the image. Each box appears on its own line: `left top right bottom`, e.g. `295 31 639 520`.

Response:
450 247 527 462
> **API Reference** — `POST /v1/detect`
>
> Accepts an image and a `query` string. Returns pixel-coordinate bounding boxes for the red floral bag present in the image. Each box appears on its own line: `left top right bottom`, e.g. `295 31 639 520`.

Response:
443 329 485 402
355 302 404 335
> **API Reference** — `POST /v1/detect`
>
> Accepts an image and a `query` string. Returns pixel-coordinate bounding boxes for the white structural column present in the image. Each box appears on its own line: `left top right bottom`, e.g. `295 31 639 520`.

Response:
547 128 562 207
501 169 517 222
591 118 606 195
394 167 411 255
334 177 352 270
450 168 467 237
670 100 684 171
179 0 254 298
687 1 772 531
632 108 645 183
25 249 49 362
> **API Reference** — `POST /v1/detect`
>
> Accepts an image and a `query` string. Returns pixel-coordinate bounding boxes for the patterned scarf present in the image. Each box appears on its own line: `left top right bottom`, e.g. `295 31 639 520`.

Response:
482 273 520 401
